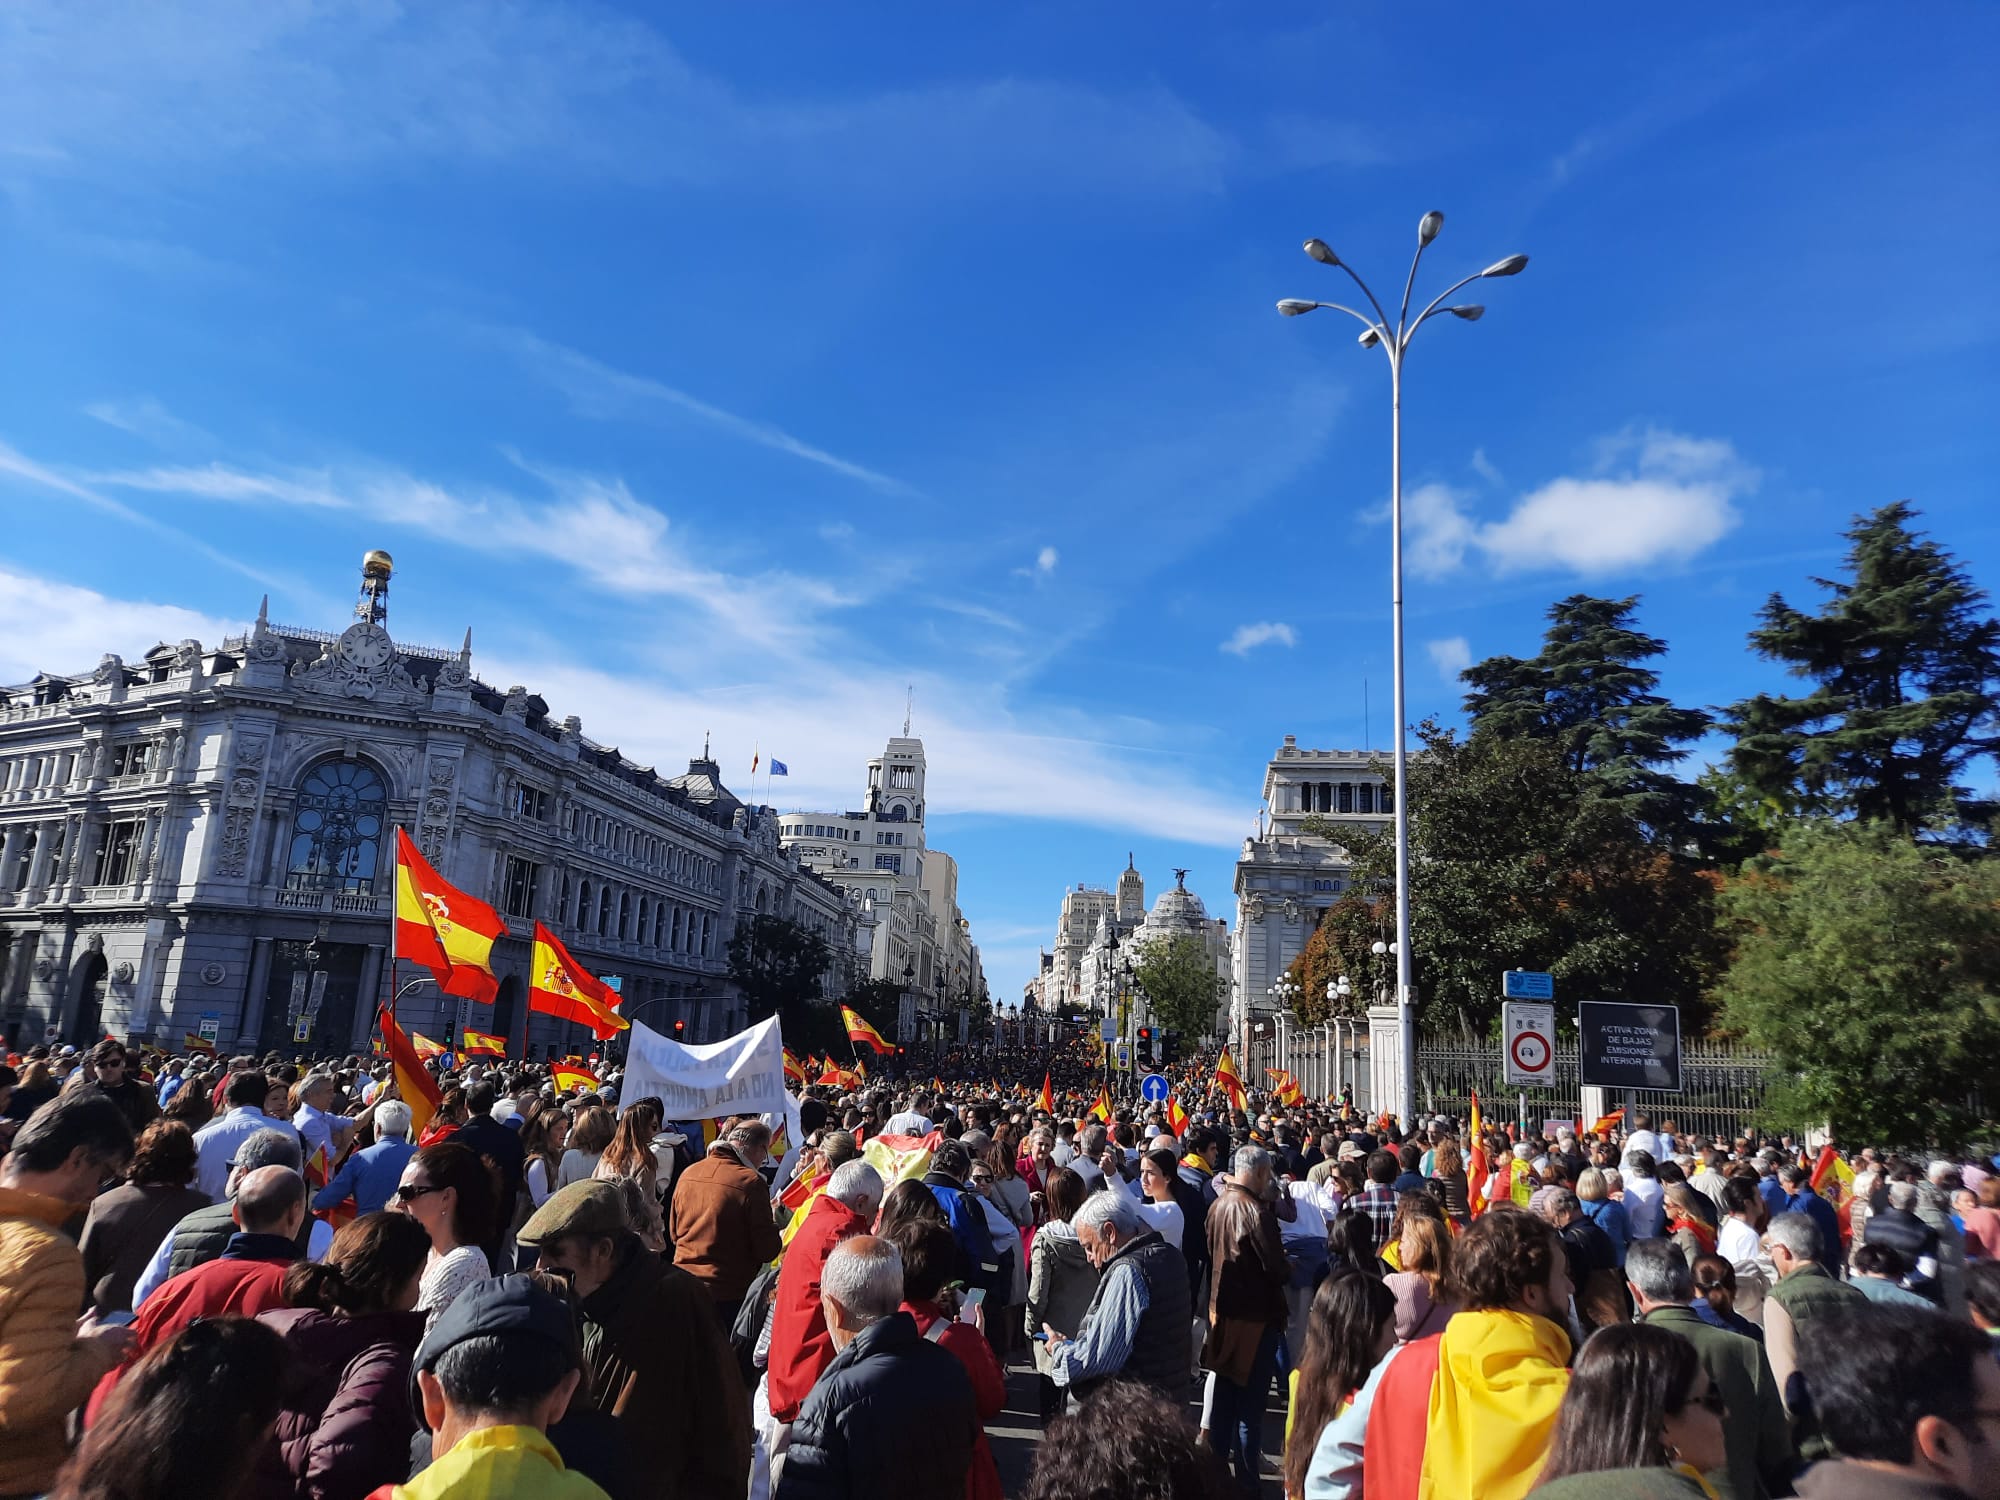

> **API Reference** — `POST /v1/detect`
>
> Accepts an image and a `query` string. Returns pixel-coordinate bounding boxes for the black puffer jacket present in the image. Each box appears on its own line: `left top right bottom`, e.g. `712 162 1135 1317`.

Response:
775 1310 977 1500
248 1305 428 1500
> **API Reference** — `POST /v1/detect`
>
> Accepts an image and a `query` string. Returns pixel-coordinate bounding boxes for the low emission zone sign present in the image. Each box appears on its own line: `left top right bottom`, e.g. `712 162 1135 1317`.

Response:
1502 1002 1556 1087
1577 1001 1683 1092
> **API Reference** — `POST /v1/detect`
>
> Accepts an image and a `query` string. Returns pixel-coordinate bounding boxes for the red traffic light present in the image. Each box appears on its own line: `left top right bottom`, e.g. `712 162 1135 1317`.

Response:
672 1020 686 1034
1139 1028 1151 1039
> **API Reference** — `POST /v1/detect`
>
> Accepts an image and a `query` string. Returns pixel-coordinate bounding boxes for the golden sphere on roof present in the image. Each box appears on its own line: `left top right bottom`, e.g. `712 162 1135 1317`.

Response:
362 549 394 578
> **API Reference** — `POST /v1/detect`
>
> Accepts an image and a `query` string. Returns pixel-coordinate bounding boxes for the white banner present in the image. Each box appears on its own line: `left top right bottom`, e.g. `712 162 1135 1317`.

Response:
618 1015 802 1191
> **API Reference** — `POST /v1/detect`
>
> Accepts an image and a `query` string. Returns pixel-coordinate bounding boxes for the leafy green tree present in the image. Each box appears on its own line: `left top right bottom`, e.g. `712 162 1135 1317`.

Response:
1284 890 1390 1027
1311 725 1724 1037
1133 933 1226 1041
1715 819 2000 1149
1462 594 1711 833
726 915 831 1042
1724 502 2000 834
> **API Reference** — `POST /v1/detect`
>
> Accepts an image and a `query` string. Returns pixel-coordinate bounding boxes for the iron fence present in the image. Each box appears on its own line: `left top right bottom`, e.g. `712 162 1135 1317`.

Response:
1413 1034 1798 1143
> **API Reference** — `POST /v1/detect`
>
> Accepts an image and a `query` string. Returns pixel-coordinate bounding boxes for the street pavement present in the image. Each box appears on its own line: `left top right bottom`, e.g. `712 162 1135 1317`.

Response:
987 1349 1287 1498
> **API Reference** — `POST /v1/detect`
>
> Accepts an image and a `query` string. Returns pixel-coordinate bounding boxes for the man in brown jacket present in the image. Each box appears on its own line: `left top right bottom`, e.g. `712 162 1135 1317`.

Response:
1203 1143 1291 1500
669 1120 782 1324
0 1093 136 1497
523 1180 753 1500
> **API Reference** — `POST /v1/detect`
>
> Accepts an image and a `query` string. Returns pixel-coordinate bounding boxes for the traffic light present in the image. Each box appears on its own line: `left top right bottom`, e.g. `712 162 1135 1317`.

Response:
1137 1027 1153 1065
1158 1030 1180 1065
672 1019 686 1037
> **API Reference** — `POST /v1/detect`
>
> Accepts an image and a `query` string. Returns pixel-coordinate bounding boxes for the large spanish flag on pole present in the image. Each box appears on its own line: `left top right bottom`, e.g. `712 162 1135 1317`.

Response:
528 923 629 1040
379 1006 443 1138
394 828 504 1003
1215 1047 1247 1111
840 1006 893 1055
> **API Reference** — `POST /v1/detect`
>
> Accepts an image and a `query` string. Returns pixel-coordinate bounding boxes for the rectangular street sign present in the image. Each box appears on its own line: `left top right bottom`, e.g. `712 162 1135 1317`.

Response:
1502 1002 1557 1087
1577 1001 1683 1092
1503 970 1555 1001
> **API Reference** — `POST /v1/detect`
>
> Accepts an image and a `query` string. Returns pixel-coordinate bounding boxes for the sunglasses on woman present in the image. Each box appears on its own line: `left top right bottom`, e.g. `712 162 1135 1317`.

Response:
393 1183 444 1204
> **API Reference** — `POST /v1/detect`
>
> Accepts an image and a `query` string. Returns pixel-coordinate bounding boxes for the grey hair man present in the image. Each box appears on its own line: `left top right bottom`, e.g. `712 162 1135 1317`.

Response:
1043 1187 1191 1398
1627 1239 1793 1500
1071 1123 1110 1189
291 1070 354 1168
778 1237 978 1500
1762 1210 1867 1447
1864 1179 1946 1306
132 1127 328 1307
827 1160 885 1218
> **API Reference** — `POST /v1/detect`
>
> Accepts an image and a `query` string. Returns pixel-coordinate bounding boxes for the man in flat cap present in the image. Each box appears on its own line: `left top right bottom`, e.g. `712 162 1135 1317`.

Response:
520 1180 751 1500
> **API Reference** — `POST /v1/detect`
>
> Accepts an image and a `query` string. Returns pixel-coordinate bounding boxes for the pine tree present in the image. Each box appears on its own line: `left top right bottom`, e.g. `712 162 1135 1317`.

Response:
1724 503 2000 833
1461 594 1711 832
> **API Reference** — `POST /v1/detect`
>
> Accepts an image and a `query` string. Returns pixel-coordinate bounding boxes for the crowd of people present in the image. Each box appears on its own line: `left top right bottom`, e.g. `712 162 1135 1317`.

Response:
0 1030 1997 1500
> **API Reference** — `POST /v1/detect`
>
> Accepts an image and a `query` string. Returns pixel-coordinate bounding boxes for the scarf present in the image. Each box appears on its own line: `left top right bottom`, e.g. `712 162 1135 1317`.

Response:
1419 1308 1571 1500
1670 1210 1718 1257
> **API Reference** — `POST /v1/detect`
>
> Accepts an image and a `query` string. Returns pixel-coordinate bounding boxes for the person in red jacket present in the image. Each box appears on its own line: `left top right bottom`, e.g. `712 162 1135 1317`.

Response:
766 1161 884 1427
885 1220 1006 1500
85 1165 308 1426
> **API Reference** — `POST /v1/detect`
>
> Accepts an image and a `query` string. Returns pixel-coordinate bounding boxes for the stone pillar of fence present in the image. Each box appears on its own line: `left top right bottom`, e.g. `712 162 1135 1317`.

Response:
1580 1085 1610 1137
1368 1004 1401 1125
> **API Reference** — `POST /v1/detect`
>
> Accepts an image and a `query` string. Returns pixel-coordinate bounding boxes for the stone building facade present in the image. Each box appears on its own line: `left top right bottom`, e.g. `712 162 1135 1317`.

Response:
0 553 855 1056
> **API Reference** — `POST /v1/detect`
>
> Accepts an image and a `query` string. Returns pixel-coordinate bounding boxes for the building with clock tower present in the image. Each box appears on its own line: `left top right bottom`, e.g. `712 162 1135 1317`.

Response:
0 552 857 1056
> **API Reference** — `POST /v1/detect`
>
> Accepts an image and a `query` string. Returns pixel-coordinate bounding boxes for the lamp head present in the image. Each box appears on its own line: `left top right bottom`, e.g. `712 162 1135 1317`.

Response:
1276 298 1317 317
1303 238 1339 266
1481 254 1530 278
1448 304 1486 321
1358 327 1382 349
1418 211 1444 246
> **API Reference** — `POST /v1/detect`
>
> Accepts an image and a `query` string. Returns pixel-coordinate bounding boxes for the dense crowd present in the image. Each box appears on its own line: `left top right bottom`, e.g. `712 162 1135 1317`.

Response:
0 1032 1996 1500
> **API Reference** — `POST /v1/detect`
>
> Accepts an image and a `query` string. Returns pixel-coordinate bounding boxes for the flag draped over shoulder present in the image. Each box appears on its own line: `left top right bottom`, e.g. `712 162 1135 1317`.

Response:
379 1007 443 1138
1215 1047 1246 1111
529 923 629 1039
394 828 503 1003
841 1006 892 1055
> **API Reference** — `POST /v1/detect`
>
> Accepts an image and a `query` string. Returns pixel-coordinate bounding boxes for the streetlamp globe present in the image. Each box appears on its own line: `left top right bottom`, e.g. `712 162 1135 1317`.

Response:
1418 210 1444 246
1303 238 1339 266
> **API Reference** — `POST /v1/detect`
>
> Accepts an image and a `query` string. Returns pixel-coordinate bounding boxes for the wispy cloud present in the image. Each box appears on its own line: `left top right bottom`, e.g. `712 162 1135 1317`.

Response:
492 327 918 497
1427 636 1472 683
0 564 241 685
1221 621 1298 656
1013 545 1059 582
84 396 212 447
1403 428 1755 579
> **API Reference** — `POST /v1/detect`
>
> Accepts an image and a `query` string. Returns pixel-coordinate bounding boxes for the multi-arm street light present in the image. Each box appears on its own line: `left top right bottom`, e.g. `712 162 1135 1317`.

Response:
1278 212 1528 1126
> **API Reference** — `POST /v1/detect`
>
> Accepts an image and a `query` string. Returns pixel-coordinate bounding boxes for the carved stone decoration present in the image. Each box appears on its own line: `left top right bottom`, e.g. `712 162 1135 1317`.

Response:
171 639 203 672
112 961 134 984
291 623 428 705
1283 897 1301 924
417 755 459 864
200 961 227 986
93 654 125 686
1243 893 1268 921
215 730 271 879
434 657 470 690
501 686 530 721
32 958 50 982
85 933 104 956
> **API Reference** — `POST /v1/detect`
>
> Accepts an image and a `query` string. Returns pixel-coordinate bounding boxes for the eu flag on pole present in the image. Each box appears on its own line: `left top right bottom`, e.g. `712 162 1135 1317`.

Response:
770 760 789 776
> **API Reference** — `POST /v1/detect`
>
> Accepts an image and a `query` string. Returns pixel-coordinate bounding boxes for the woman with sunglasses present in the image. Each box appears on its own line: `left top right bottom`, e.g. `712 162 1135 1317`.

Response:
1529 1322 1729 1498
389 1142 495 1329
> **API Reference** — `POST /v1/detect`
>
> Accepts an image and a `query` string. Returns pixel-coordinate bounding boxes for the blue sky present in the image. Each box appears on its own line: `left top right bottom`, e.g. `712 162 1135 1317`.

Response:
2 3 1996 996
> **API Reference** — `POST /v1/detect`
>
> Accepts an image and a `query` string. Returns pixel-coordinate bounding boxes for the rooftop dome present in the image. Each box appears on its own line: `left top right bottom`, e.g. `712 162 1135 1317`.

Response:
1142 882 1209 937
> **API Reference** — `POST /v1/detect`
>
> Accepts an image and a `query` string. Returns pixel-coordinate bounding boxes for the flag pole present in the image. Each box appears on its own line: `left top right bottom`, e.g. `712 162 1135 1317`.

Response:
384 827 400 1049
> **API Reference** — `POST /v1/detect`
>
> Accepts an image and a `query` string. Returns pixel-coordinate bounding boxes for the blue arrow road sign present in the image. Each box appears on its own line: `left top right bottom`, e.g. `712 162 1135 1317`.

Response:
1140 1072 1170 1103
1503 970 1555 1001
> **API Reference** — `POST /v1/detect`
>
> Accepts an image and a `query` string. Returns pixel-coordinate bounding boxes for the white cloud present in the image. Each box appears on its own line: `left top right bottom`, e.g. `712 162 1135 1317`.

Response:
1403 428 1754 579
0 566 241 684
1469 448 1503 487
1221 622 1298 656
1427 636 1473 683
84 396 212 446
1036 546 1059 575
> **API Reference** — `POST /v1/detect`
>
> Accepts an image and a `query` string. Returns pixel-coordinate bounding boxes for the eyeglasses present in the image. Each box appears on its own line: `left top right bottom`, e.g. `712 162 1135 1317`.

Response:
393 1183 444 1204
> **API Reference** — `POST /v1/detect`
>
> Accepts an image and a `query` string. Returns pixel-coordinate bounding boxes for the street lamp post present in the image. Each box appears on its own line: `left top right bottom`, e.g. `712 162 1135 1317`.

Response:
1278 214 1528 1127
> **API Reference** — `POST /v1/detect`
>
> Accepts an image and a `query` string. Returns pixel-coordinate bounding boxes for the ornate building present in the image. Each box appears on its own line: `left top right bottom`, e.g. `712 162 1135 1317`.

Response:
1033 859 1231 1038
0 552 855 1055
775 734 987 1044
1229 735 1390 1052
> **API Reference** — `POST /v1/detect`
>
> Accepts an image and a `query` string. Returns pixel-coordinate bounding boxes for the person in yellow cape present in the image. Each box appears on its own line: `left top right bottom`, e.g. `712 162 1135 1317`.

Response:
1420 1210 1573 1499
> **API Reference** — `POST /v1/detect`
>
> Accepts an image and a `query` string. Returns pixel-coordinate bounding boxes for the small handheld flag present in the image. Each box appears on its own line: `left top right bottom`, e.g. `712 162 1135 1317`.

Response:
1166 1098 1190 1136
1036 1072 1055 1115
1088 1085 1113 1123
551 1063 600 1093
1587 1108 1626 1138
784 1048 808 1087
183 1032 216 1056
461 1028 507 1059
1215 1047 1246 1111
841 1006 893 1055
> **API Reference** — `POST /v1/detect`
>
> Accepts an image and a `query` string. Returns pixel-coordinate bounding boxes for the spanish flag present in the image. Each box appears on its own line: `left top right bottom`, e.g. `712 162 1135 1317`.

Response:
1215 1047 1246 1111
1587 1108 1625 1138
552 1063 600 1093
1809 1143 1854 1197
379 1006 443 1138
529 923 629 1039
410 1031 447 1060
1468 1090 1490 1217
461 1028 507 1059
784 1048 808 1087
841 1006 892 1055
1166 1098 1190 1136
1088 1085 1112 1123
817 1063 860 1089
183 1032 216 1056
1037 1072 1054 1115
1266 1068 1304 1107
394 829 504 1003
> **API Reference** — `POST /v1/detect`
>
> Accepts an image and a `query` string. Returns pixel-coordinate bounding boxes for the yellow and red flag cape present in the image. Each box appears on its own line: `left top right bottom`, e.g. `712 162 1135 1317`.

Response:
394 828 503 1003
461 1028 507 1058
378 1006 443 1138
529 922 629 1039
1215 1047 1246 1111
840 1006 893 1055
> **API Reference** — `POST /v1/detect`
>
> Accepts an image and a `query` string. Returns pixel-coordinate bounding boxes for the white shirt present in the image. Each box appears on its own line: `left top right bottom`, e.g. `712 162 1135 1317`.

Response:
1623 1174 1666 1239
190 1107 278 1203
1135 1198 1185 1251
418 1244 492 1329
1624 1130 1663 1163
884 1111 932 1137
292 1102 349 1168
1284 1179 1332 1243
1717 1215 1761 1270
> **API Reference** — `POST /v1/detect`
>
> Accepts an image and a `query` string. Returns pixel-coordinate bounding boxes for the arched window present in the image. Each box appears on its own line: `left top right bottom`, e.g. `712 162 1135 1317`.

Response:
285 759 387 893
576 879 592 928
11 829 34 892
637 897 650 943
618 892 631 940
598 887 614 935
